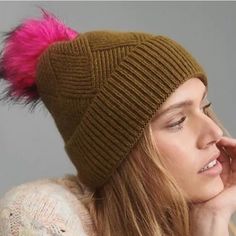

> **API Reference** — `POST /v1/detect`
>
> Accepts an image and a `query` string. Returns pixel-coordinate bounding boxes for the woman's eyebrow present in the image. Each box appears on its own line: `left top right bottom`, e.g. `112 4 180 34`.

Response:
156 87 208 118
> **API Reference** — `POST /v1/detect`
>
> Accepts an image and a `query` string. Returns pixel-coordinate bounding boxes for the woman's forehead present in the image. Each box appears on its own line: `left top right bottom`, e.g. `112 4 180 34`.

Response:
161 78 206 108
152 78 207 119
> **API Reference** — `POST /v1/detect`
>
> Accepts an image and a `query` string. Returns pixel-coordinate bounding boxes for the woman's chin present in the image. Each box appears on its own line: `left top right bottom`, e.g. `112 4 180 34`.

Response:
189 177 224 203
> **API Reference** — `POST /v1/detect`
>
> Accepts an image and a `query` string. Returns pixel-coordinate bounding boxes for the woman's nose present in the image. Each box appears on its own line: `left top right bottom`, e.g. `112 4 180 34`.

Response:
197 114 223 149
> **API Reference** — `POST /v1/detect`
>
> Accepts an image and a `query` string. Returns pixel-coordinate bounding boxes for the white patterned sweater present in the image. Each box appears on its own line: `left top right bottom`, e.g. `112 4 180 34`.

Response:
2 175 236 236
0 175 96 236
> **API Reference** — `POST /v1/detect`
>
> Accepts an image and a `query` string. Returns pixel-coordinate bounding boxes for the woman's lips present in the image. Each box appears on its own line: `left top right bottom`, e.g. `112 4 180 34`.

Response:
198 160 223 176
199 152 221 173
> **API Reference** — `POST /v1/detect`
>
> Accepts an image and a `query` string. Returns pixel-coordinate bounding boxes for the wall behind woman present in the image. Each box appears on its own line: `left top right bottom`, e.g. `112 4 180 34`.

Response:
0 1 235 197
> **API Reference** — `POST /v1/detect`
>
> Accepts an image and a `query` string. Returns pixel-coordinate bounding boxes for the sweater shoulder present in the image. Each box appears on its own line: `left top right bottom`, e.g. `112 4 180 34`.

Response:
0 175 95 235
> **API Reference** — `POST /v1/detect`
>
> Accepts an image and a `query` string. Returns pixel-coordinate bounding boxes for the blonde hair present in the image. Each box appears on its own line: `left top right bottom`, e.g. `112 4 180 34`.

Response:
77 105 235 236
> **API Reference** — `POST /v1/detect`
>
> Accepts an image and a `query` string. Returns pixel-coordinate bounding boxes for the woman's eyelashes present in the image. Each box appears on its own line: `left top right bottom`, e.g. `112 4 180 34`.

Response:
168 116 186 130
167 101 212 131
202 102 212 113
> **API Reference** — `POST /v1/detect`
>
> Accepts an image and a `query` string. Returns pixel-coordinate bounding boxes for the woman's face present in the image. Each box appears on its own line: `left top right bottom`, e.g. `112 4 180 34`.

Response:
150 78 224 203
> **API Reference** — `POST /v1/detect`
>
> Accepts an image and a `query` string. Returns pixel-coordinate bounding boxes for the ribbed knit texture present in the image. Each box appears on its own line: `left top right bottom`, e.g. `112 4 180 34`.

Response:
36 31 207 189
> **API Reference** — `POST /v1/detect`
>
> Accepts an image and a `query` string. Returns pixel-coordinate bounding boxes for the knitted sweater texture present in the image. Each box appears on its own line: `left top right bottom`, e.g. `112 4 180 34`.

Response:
0 175 96 236
2 175 236 236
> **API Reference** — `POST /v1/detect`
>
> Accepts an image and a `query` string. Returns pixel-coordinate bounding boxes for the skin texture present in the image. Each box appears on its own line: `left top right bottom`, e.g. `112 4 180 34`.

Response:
191 135 236 230
150 77 224 203
148 77 236 235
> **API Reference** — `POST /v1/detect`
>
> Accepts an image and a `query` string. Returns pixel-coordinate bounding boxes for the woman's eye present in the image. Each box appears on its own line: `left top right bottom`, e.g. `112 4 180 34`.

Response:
202 102 212 113
168 116 186 129
167 102 212 131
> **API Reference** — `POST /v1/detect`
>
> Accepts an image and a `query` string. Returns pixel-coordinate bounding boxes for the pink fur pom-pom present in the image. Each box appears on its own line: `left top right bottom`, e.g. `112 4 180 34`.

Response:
0 10 78 106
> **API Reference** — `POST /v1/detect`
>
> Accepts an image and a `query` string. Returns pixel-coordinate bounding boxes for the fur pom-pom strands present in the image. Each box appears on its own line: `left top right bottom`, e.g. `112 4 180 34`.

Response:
0 9 78 111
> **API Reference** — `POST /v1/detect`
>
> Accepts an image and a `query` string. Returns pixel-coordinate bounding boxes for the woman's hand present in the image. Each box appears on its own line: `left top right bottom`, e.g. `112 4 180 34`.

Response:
189 136 236 236
199 136 236 218
216 136 236 188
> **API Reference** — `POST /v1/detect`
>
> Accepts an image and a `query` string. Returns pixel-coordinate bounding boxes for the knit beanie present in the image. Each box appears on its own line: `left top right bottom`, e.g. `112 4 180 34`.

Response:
0 12 208 190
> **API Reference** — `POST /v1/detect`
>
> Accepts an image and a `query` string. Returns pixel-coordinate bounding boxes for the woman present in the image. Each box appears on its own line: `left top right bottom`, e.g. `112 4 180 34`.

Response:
0 10 236 236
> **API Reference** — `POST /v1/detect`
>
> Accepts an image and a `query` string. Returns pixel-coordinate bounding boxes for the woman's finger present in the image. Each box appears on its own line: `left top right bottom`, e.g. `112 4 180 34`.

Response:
216 137 236 159
217 146 231 186
230 158 236 185
217 137 236 185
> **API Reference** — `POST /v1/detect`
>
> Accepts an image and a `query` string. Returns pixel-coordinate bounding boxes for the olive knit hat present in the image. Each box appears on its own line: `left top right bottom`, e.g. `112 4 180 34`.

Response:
0 12 207 190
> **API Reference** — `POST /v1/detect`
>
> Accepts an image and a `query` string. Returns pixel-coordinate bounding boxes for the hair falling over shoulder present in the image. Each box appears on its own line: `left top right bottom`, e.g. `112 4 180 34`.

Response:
1 10 235 236
90 122 190 236
76 105 235 236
